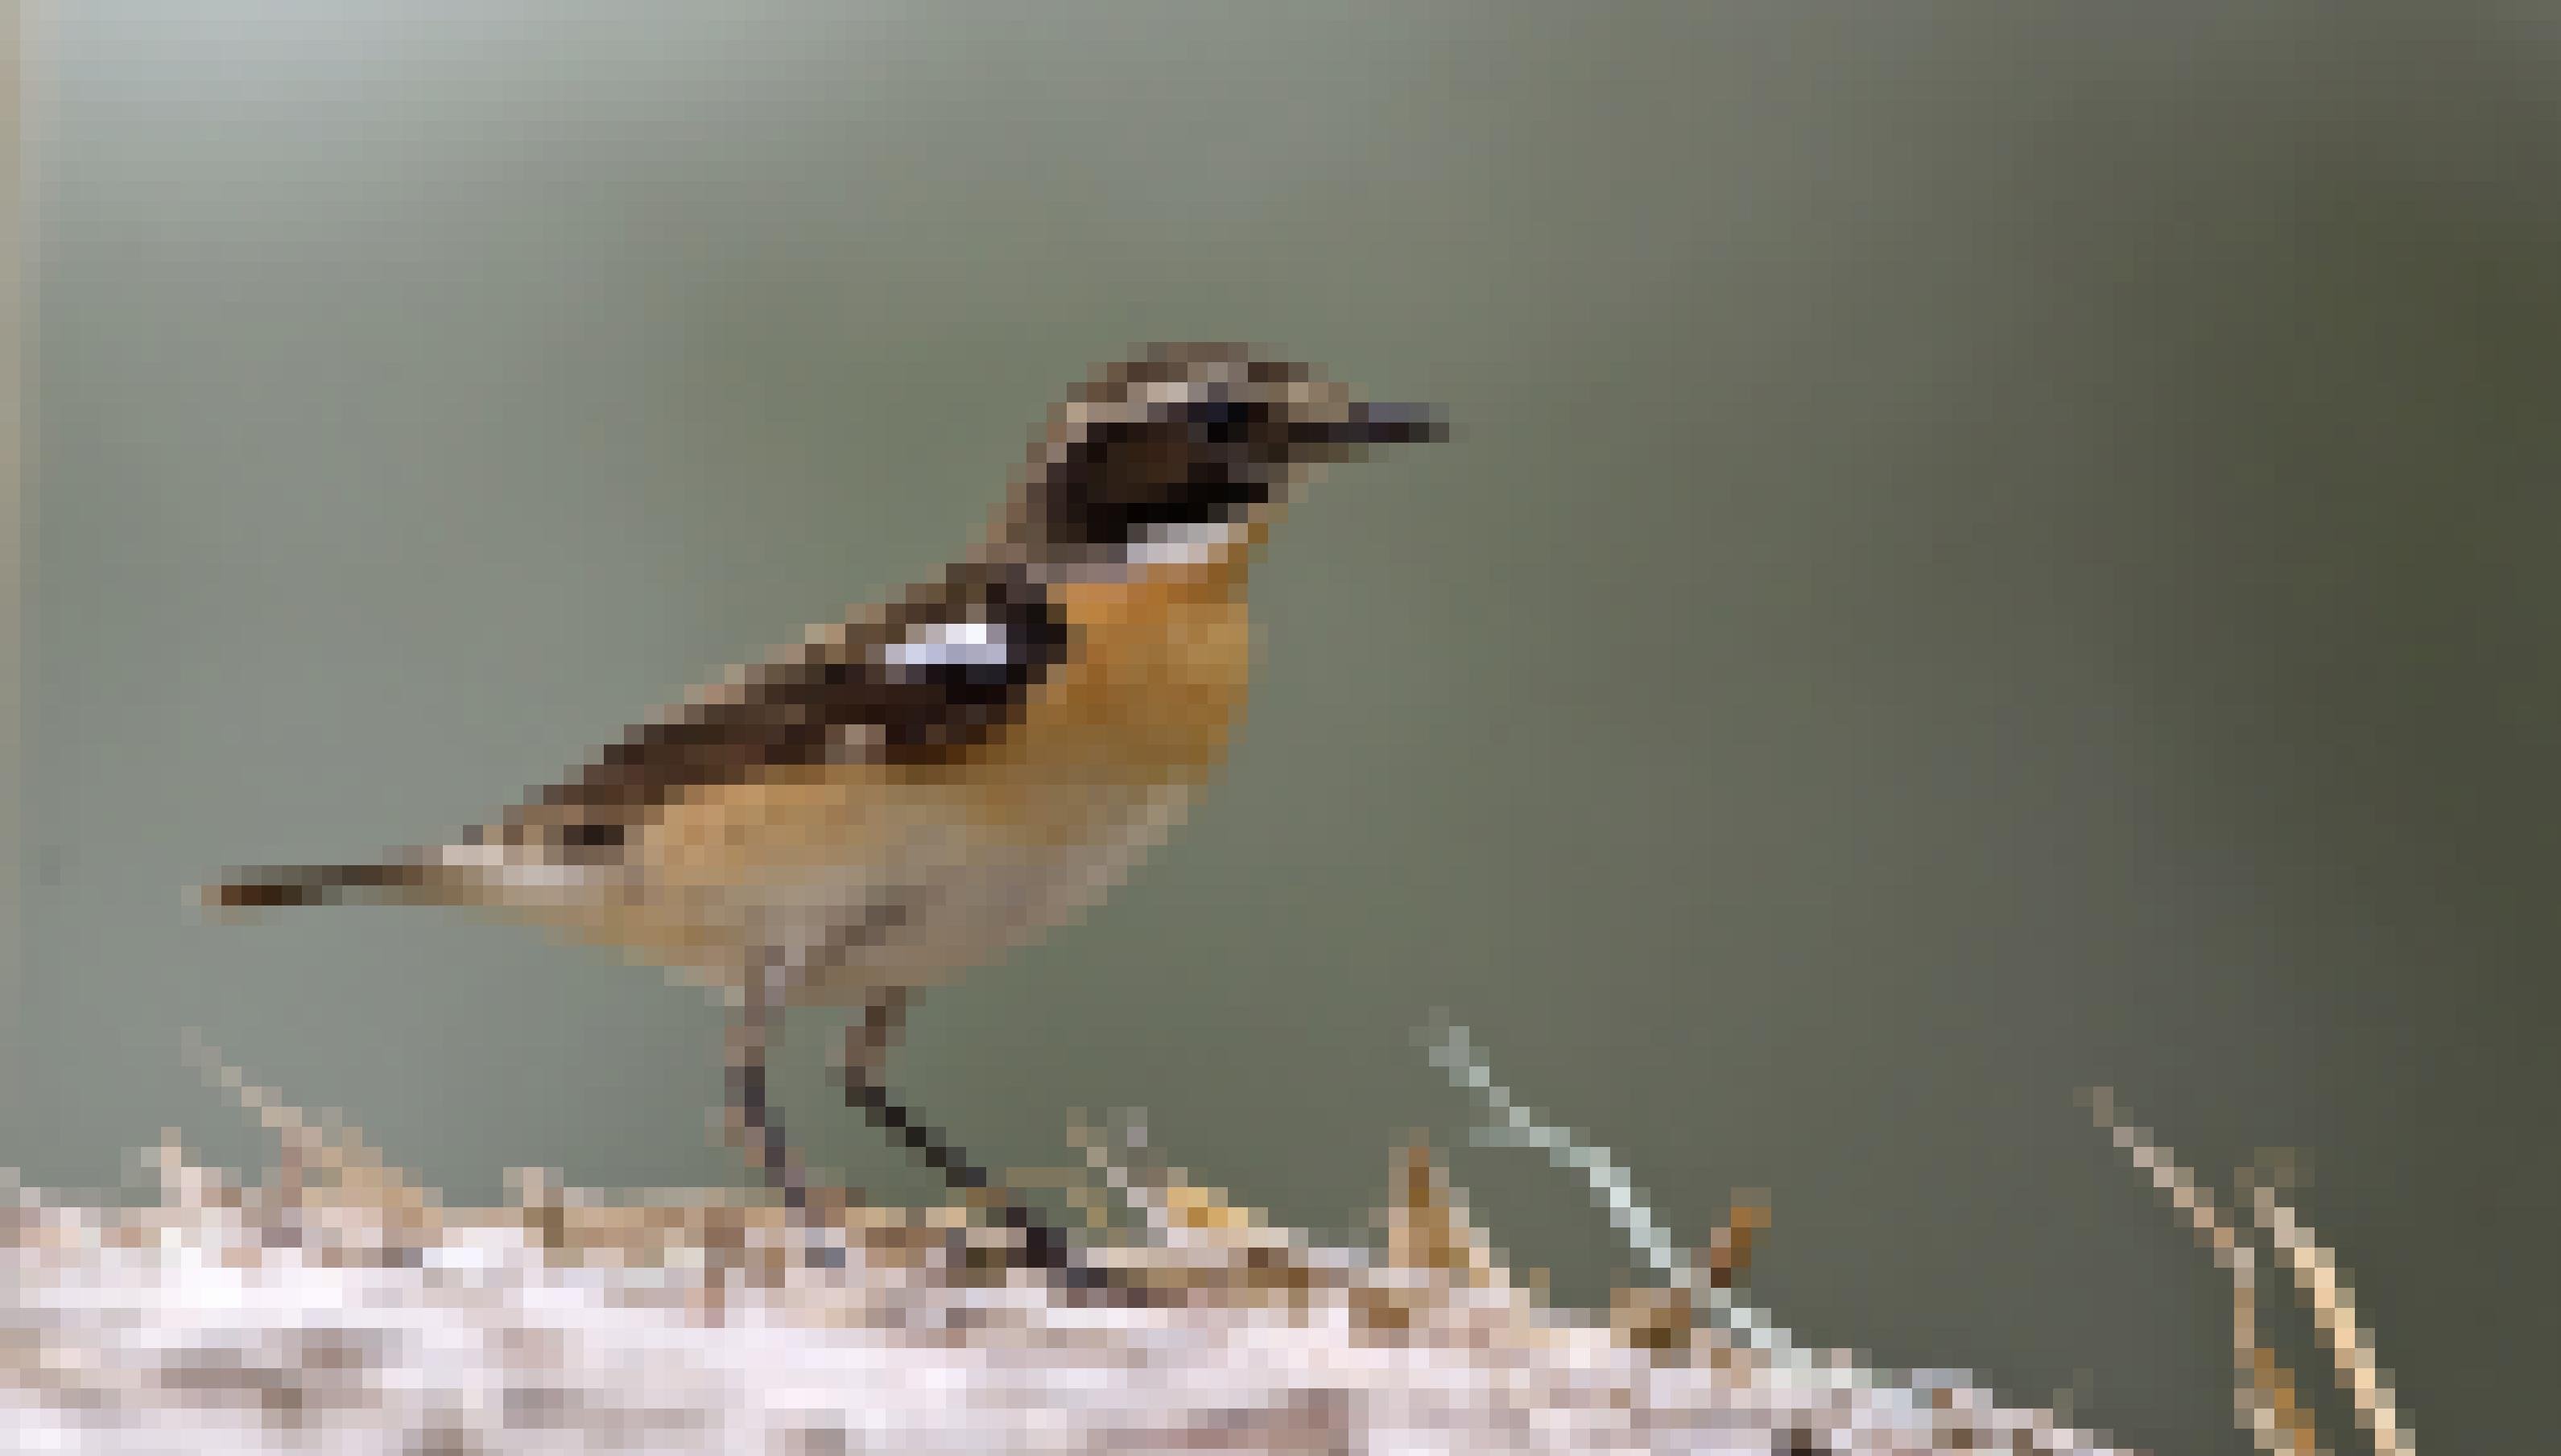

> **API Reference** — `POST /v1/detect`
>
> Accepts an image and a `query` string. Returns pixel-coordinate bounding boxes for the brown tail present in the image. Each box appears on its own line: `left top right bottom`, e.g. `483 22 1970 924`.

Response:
199 856 438 911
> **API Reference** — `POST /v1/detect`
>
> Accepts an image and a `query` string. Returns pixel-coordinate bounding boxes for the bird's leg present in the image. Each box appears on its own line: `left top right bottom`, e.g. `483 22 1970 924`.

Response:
723 968 820 1220
835 986 1086 1284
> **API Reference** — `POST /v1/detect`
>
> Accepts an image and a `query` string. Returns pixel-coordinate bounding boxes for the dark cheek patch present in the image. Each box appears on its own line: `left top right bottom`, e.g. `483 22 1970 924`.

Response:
1042 423 1271 555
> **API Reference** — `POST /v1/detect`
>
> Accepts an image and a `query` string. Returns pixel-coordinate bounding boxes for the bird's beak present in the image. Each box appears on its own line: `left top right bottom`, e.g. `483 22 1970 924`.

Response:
1298 400 1448 451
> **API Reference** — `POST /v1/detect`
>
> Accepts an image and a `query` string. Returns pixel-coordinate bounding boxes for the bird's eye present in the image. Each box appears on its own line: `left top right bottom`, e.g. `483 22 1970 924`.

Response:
1185 390 1254 445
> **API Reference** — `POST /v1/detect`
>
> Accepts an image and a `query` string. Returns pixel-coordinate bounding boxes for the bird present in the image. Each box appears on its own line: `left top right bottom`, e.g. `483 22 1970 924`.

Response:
201 341 1444 1281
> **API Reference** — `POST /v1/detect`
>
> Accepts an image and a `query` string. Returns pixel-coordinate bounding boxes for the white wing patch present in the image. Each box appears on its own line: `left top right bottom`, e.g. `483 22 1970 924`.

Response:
1126 518 1247 568
882 617 1012 677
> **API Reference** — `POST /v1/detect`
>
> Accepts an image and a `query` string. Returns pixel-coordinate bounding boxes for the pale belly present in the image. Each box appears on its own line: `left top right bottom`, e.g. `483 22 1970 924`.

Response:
713 779 1196 1006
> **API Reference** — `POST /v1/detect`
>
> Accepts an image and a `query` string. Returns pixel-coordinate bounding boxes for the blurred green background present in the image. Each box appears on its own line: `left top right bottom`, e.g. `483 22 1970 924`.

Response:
17 5 2558 1450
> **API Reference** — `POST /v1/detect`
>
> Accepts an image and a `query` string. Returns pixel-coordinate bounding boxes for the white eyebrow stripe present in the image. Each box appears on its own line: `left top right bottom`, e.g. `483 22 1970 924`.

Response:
1140 369 1239 409
882 617 1013 674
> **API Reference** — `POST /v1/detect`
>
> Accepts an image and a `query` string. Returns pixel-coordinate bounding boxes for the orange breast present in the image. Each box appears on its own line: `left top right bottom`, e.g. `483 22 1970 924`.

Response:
1013 567 1254 782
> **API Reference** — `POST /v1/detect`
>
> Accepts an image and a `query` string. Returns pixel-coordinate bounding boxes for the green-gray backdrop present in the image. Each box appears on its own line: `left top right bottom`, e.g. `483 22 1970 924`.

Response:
19 6 2558 1452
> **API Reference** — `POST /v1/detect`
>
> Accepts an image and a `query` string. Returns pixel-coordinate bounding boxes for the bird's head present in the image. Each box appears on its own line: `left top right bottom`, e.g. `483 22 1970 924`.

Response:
998 342 1444 579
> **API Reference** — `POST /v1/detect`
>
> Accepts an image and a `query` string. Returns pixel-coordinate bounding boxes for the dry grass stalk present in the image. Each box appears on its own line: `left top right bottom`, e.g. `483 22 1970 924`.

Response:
2085 1087 2413 1456
2246 1182 2412 1456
